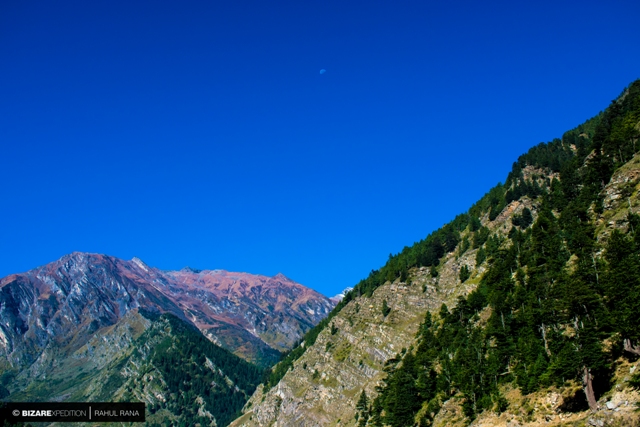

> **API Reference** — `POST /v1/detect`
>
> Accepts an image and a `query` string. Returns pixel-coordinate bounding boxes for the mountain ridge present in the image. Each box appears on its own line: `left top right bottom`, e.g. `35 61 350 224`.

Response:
0 252 335 371
231 79 640 427
0 252 337 425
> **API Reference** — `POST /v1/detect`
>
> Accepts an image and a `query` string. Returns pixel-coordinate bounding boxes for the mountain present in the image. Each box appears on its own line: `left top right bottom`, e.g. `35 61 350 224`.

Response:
230 80 640 427
0 253 335 425
0 253 334 370
5 309 264 427
330 287 354 303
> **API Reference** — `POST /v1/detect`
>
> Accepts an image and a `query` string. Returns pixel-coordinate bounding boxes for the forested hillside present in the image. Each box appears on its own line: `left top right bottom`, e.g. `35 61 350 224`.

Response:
238 79 640 427
134 313 264 427
356 80 640 426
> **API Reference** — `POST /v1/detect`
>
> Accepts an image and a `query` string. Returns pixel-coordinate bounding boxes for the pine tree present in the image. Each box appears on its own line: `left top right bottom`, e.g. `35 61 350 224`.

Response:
382 299 391 317
356 390 369 426
459 265 470 282
603 229 640 354
356 390 369 413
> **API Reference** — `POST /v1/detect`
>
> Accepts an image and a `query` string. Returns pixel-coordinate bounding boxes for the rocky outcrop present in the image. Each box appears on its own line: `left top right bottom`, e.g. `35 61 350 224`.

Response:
230 190 537 427
0 253 335 375
231 155 640 427
595 152 640 240
162 268 334 354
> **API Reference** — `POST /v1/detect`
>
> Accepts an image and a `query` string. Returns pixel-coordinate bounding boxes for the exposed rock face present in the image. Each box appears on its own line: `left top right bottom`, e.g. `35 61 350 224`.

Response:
162 268 334 354
231 156 640 427
0 253 335 371
5 308 263 426
230 194 529 427
596 152 640 240
231 271 484 426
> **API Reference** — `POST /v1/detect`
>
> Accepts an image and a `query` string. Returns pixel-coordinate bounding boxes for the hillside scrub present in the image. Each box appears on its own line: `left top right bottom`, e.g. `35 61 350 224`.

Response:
358 80 640 426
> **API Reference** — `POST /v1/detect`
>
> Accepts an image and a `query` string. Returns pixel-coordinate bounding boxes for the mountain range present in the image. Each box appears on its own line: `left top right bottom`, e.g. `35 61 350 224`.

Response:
3 79 640 427
0 253 335 425
0 252 335 369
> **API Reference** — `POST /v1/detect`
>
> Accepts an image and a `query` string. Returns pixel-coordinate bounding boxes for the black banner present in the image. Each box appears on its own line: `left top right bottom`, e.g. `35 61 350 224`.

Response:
0 402 145 423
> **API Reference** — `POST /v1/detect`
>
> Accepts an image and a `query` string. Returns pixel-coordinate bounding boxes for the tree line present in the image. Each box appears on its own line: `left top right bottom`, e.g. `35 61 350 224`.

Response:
355 79 640 426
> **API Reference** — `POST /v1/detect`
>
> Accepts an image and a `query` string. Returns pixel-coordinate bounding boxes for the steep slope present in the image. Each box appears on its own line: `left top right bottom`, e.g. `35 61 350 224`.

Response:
0 253 334 372
162 268 334 354
89 312 263 427
231 80 640 427
0 253 335 426
8 310 264 427
230 192 529 427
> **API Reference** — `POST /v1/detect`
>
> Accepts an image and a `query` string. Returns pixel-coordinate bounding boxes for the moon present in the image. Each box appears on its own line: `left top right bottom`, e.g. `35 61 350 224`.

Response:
319 69 326 75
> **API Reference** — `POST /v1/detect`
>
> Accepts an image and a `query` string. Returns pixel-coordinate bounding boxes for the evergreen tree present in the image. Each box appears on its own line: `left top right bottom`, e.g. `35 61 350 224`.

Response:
356 390 369 413
459 265 470 282
603 229 640 354
382 299 391 317
356 390 370 426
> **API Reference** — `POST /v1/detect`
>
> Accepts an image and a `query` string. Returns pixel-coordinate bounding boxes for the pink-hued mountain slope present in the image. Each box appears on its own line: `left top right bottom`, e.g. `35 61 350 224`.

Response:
0 252 335 369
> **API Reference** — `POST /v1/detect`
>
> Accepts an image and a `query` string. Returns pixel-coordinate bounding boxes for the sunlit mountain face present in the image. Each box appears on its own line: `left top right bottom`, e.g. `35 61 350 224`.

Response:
0 252 335 371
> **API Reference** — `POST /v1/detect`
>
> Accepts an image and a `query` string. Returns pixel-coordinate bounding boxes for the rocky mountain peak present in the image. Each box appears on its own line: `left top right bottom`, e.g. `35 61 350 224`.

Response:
179 265 202 274
272 272 291 281
0 253 336 370
131 256 150 272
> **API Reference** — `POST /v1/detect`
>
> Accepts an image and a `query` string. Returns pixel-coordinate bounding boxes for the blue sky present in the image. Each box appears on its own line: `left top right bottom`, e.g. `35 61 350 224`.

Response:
1 0 639 297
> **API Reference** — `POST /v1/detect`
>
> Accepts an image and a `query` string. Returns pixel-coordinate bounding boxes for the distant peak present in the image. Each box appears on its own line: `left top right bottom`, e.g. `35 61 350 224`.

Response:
66 251 98 259
131 257 150 272
330 287 354 303
181 266 202 274
273 273 290 281
60 251 103 264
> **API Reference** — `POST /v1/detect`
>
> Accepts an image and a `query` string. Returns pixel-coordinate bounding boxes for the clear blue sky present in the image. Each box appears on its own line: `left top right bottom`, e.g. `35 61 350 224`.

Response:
1 0 639 297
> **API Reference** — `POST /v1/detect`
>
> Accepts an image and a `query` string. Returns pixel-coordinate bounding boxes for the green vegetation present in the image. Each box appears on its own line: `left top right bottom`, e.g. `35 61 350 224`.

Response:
475 246 486 266
511 207 533 228
356 390 370 426
354 80 640 426
458 236 470 256
263 81 640 424
459 265 470 283
472 226 489 249
429 265 438 277
333 342 352 362
382 299 391 317
136 314 263 427
262 279 366 389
